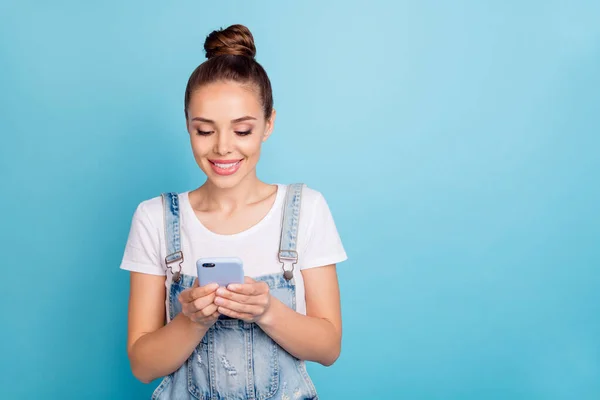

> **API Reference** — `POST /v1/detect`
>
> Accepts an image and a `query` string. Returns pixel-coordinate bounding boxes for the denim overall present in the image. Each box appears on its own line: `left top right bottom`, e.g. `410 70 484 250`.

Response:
152 183 319 400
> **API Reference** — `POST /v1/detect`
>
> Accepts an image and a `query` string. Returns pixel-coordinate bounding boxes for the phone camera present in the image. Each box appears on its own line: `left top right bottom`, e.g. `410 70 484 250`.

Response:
202 263 215 268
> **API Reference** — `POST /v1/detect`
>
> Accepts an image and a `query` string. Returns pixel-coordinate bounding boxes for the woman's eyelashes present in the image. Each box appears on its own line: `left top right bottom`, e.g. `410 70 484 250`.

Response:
196 129 253 136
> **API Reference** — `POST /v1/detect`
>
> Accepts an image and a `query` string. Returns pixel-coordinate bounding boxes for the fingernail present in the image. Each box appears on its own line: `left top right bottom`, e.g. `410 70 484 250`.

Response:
216 288 226 295
215 297 223 305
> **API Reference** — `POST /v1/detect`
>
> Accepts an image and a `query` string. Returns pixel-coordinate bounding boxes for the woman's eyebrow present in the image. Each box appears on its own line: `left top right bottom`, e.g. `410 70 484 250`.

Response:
191 116 257 123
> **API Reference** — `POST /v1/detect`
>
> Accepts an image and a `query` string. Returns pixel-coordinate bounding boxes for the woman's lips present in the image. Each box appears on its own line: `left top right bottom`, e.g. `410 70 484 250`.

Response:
209 159 243 176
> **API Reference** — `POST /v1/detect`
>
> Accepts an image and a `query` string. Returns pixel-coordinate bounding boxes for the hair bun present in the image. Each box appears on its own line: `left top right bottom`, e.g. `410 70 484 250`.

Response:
204 24 256 59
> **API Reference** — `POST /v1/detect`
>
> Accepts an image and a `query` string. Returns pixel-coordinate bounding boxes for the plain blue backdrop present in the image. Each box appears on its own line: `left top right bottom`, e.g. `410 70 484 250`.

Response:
1 1 599 399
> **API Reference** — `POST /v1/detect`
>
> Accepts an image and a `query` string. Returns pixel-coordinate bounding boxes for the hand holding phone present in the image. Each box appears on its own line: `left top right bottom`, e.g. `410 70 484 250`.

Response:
214 276 272 324
178 279 220 328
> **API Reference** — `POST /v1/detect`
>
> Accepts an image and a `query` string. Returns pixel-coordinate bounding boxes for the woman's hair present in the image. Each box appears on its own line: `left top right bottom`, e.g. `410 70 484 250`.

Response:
184 24 274 120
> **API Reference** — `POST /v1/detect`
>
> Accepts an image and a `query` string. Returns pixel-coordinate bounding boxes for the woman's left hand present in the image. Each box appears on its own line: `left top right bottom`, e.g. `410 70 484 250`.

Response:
214 277 272 323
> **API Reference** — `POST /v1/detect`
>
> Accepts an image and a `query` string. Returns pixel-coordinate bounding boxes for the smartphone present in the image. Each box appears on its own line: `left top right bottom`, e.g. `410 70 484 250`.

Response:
196 257 245 287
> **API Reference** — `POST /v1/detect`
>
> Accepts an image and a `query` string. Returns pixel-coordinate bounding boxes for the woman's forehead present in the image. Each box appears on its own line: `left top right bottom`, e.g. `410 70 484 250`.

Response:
188 81 262 120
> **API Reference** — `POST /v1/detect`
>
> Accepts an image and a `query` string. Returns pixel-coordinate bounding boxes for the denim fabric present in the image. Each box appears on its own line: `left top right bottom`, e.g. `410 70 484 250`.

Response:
279 183 303 261
161 192 183 279
152 184 318 399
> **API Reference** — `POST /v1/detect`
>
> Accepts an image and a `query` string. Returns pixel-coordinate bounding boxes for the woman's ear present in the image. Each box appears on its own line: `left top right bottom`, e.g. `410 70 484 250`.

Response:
262 109 276 142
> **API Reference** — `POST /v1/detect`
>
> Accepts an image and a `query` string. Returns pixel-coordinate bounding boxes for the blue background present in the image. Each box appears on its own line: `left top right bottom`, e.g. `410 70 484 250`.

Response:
1 1 599 399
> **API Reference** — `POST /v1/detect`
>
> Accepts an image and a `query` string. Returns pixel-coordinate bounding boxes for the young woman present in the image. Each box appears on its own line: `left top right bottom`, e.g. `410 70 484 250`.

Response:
120 24 347 400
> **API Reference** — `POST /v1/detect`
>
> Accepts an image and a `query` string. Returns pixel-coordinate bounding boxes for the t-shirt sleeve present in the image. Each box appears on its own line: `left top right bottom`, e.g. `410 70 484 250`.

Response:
119 202 166 276
299 192 348 270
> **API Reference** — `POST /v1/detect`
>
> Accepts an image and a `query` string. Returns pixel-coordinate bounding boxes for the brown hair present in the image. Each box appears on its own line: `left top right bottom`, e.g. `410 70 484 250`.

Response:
184 24 274 120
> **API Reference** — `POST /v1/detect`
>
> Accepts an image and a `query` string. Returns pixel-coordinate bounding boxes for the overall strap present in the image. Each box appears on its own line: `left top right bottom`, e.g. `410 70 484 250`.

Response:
161 192 183 282
278 183 304 280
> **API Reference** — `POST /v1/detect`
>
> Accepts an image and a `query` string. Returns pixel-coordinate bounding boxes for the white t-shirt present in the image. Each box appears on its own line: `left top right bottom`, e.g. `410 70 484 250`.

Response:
119 184 347 317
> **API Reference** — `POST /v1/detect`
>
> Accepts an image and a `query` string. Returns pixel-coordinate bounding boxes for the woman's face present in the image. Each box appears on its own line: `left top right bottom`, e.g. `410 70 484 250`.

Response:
186 81 275 189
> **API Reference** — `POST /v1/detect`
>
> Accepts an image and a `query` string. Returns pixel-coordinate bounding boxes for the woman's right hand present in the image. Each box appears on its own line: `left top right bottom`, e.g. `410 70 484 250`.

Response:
178 280 220 328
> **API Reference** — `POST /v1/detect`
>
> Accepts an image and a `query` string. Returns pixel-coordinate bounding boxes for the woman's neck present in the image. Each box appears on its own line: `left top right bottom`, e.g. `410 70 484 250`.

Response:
193 174 273 213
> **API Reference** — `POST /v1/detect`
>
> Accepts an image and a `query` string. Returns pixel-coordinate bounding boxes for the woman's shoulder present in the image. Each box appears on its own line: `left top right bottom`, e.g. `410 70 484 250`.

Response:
286 183 347 267
297 183 325 201
129 194 170 228
133 190 193 215
281 183 328 210
280 183 335 225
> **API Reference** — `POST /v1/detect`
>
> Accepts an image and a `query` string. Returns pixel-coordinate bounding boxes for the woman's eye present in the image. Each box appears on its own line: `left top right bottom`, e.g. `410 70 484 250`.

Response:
196 130 251 136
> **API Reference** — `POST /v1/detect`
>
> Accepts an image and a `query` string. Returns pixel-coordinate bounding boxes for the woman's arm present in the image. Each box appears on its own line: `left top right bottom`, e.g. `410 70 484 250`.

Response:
215 264 342 366
259 264 342 366
126 272 219 383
